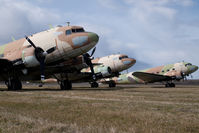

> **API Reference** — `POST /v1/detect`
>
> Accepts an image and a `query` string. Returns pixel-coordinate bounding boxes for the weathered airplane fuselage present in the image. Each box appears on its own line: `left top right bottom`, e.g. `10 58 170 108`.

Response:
0 25 99 80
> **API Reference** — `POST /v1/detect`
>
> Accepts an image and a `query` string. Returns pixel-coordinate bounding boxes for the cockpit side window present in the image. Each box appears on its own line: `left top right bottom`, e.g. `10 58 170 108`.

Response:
76 28 85 32
72 28 85 33
66 30 72 35
119 56 129 60
185 63 192 67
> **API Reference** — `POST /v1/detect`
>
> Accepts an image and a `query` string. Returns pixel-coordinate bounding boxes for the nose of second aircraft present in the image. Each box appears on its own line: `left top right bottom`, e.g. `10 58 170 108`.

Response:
187 65 198 74
88 32 99 43
192 65 198 73
122 58 136 66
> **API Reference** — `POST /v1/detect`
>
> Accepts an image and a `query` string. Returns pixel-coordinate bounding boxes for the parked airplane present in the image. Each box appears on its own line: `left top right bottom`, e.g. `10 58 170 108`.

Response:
102 62 198 87
0 25 99 90
47 54 136 89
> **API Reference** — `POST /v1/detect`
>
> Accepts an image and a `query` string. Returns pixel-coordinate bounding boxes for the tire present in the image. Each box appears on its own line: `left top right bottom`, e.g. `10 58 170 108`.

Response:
165 84 169 88
60 80 72 90
91 82 98 88
7 78 22 90
109 82 116 88
170 83 175 88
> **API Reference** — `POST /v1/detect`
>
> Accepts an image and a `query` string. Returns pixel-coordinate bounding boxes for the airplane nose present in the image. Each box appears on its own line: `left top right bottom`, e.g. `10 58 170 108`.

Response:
123 58 136 66
188 65 198 73
88 33 99 43
130 58 136 65
193 65 198 72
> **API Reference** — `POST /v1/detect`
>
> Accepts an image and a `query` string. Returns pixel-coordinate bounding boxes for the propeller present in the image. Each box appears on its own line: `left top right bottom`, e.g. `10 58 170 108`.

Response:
25 36 56 85
180 72 189 82
190 74 193 79
83 47 96 81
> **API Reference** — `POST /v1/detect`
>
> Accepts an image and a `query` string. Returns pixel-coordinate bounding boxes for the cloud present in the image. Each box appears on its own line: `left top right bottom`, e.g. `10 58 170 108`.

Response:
0 0 61 44
97 0 119 9
0 0 198 78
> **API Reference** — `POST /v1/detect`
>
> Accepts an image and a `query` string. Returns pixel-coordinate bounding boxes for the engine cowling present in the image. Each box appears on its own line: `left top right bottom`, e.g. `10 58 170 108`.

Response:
81 65 112 78
22 47 40 67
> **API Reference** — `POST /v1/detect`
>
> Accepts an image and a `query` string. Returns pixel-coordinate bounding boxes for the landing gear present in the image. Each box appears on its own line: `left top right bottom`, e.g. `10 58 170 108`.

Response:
91 82 99 88
109 81 116 88
165 83 175 88
6 78 22 90
60 80 72 90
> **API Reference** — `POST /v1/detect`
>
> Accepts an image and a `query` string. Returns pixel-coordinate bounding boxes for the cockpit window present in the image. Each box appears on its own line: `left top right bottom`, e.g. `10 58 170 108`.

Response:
72 28 85 33
119 56 129 60
66 30 72 35
185 63 192 67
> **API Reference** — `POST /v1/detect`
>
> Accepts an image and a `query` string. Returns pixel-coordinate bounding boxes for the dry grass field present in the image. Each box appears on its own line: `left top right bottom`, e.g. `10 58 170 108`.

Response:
0 83 199 133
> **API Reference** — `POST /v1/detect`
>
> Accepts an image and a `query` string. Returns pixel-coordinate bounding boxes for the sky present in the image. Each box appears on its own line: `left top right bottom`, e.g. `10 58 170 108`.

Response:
0 0 199 79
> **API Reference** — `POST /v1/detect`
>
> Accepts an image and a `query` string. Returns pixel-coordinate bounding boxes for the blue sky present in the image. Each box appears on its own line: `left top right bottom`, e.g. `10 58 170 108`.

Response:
0 0 199 79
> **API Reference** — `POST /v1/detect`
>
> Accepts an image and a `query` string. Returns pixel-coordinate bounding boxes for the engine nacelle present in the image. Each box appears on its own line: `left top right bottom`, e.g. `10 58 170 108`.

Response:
23 55 40 67
81 65 112 77
22 47 40 67
94 65 112 77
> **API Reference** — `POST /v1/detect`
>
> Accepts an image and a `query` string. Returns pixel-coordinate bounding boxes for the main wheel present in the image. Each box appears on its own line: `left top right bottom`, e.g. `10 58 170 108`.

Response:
60 80 72 90
170 83 175 88
91 82 99 88
7 78 22 90
109 82 116 88
165 83 170 88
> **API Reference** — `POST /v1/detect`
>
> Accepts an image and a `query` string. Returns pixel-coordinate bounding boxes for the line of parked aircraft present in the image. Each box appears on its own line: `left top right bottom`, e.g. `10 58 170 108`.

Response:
0 24 198 90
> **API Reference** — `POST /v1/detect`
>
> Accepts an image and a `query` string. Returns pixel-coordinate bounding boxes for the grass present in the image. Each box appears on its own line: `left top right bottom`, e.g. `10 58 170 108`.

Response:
0 84 198 133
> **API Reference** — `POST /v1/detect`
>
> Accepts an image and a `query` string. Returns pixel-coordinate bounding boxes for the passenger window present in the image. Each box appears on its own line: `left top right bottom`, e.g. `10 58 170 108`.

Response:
66 30 72 35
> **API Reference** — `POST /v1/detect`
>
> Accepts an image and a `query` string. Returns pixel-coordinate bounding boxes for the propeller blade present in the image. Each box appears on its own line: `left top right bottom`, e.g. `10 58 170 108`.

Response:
25 36 37 49
89 62 96 80
40 59 45 80
46 46 56 54
83 53 96 81
39 58 45 87
90 47 96 57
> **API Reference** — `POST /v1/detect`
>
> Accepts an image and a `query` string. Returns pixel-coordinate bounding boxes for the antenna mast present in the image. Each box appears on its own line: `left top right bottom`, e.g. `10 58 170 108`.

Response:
66 22 70 26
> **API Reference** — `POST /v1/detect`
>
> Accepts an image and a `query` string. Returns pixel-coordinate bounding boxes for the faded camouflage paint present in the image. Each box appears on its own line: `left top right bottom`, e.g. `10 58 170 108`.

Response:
140 62 191 77
91 54 136 73
102 72 144 84
2 39 26 60
81 65 111 77
107 62 198 84
0 25 99 68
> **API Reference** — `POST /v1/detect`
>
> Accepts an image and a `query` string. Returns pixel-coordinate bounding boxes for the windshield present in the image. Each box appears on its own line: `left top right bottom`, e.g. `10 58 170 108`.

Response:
72 28 85 33
119 56 128 60
185 63 192 67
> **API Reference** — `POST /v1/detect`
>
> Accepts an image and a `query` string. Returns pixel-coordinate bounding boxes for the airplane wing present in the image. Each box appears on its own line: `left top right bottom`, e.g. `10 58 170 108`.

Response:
0 58 13 70
132 72 172 83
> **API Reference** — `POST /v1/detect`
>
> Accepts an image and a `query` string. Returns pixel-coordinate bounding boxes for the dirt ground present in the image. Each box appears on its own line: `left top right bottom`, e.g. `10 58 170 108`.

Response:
0 83 198 133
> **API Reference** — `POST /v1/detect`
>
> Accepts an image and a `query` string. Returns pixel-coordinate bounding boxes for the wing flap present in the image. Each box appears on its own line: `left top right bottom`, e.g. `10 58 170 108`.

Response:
132 72 172 83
